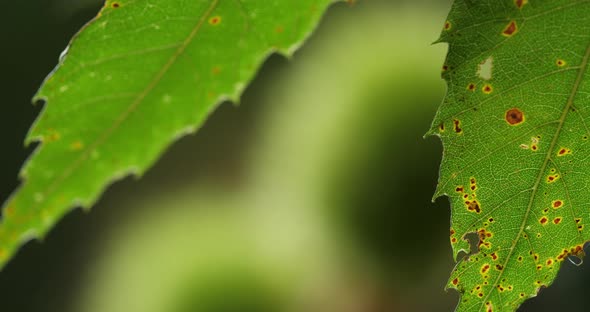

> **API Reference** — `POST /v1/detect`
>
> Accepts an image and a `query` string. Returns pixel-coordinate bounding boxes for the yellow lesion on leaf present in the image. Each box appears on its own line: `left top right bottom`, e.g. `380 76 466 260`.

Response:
481 264 491 275
515 0 528 9
466 199 481 213
557 147 572 156
551 200 563 209
444 21 452 31
450 228 458 244
70 140 84 151
453 119 463 134
534 280 547 288
546 173 560 183
546 258 554 267
209 16 222 26
539 216 548 225
45 128 61 142
104 0 122 9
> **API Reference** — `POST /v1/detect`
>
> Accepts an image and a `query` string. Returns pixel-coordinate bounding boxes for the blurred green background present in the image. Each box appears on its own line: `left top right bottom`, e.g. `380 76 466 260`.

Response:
1 0 589 311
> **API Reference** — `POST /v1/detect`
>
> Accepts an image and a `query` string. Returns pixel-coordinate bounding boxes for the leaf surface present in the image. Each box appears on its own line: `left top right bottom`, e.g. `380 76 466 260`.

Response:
0 0 341 269
430 0 590 311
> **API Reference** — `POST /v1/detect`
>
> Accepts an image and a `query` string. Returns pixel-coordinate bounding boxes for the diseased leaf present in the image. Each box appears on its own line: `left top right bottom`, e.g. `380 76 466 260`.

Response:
430 1 590 311
0 0 342 269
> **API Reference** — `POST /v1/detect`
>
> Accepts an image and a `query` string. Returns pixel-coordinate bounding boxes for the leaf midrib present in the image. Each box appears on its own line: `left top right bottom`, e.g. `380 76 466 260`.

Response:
480 40 590 311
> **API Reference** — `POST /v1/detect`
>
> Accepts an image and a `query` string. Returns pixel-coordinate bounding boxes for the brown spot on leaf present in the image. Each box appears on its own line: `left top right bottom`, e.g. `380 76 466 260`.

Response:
572 245 584 256
467 200 481 213
557 59 566 67
452 278 459 286
505 108 524 125
557 147 571 156
482 84 493 94
547 174 560 183
467 83 476 91
553 217 562 225
444 21 452 31
539 216 548 225
209 16 222 25
552 200 563 209
502 20 518 37
453 119 463 134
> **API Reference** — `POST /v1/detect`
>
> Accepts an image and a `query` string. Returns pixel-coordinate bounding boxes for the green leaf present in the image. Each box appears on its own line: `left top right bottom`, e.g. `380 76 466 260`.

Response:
429 0 590 310
0 0 342 269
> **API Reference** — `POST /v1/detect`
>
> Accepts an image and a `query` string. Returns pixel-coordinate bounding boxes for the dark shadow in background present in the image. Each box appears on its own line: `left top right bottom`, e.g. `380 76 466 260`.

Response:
0 1 588 312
